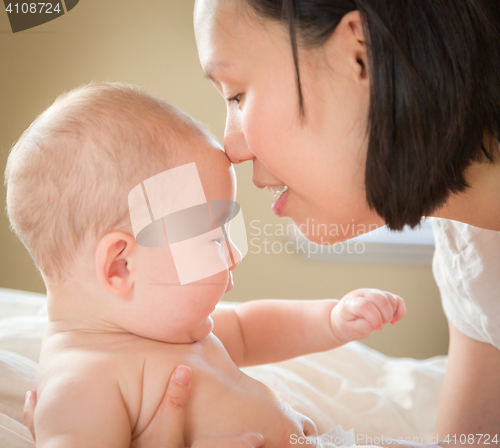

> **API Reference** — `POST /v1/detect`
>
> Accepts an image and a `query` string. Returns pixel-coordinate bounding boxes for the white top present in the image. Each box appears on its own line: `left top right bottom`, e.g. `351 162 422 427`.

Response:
431 217 500 350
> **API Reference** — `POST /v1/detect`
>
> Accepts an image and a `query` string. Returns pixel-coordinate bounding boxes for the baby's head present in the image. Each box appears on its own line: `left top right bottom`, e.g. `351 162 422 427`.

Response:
4 82 239 342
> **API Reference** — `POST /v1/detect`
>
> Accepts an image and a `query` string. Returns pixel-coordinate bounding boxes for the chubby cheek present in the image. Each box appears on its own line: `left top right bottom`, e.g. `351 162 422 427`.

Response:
178 268 228 315
192 270 228 308
127 246 228 341
136 247 180 285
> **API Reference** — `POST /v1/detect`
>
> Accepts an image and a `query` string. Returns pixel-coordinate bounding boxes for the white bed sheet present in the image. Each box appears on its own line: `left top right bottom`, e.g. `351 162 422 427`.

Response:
0 288 447 447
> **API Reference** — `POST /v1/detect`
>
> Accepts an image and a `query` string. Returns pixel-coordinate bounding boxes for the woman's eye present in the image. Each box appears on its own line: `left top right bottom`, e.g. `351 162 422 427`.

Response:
227 94 242 105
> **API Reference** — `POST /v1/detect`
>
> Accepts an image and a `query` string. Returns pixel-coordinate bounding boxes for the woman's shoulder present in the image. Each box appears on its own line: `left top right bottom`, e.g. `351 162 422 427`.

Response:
429 216 500 252
430 217 500 350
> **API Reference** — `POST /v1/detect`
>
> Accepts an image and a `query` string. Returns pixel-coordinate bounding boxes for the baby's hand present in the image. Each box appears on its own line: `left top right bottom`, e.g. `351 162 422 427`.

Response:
330 288 406 343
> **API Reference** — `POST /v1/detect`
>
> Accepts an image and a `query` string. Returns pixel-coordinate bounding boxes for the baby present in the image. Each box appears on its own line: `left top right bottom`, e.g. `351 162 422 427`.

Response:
4 82 406 448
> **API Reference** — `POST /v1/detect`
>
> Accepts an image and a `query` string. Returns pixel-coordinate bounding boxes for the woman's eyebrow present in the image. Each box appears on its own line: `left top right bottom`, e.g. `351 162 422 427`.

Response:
204 60 232 81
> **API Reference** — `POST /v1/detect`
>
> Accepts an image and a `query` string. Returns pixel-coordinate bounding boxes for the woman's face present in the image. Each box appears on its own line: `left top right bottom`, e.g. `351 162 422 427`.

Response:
194 0 385 244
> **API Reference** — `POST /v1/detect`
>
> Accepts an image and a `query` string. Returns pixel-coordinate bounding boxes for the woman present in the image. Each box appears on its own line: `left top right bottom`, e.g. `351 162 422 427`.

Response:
25 0 500 445
192 0 500 438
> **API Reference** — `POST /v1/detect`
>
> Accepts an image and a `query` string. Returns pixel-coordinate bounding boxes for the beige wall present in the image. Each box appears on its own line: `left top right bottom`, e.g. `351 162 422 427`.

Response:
0 0 448 359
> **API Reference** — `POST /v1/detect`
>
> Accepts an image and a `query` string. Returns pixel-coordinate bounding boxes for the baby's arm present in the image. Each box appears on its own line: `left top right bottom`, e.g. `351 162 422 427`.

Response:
34 368 131 448
211 289 405 367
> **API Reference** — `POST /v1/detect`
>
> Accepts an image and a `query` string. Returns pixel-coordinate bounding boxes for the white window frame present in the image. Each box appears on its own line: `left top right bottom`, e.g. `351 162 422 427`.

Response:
287 218 435 264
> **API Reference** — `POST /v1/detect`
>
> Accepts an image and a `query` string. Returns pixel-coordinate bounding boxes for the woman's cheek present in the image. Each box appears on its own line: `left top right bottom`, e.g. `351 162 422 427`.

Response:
242 94 290 163
240 95 262 151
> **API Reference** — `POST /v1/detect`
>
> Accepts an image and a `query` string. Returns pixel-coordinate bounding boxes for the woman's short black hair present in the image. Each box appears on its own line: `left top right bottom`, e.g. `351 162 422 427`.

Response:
245 0 500 230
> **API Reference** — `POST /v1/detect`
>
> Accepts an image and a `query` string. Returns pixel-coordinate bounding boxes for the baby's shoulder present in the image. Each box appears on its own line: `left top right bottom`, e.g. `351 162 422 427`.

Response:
35 331 183 434
36 331 142 405
33 333 143 447
124 333 227 437
36 331 226 437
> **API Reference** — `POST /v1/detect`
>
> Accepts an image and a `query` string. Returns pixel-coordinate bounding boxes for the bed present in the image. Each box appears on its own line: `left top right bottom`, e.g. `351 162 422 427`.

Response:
0 287 447 447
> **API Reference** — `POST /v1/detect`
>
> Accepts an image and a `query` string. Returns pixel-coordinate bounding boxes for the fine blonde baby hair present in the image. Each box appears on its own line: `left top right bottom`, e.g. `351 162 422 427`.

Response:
4 81 211 284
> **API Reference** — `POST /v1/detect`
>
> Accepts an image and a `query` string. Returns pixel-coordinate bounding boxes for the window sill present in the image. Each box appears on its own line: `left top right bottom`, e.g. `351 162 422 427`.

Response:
288 219 435 265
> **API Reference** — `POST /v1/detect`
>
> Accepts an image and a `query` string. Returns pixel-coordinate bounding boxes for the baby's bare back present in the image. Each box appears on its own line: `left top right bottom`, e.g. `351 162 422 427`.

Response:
35 330 317 448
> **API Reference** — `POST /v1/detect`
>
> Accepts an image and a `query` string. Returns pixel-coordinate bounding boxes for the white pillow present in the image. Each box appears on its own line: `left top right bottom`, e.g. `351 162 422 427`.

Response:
0 349 36 424
0 413 33 448
0 288 48 363
0 288 47 318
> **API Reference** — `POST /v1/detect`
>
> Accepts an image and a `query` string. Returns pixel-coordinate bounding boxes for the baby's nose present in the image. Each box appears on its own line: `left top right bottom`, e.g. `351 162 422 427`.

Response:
227 239 242 270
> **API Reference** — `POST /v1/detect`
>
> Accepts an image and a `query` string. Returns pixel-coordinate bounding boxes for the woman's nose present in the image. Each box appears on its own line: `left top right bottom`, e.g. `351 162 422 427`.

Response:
224 111 254 164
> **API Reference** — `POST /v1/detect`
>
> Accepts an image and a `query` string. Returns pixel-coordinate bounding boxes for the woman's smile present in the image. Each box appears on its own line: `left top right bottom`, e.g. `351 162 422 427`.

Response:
270 186 289 217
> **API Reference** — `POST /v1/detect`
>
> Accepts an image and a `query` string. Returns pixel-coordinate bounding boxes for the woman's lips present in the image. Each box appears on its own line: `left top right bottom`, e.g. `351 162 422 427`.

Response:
252 179 290 217
271 188 289 217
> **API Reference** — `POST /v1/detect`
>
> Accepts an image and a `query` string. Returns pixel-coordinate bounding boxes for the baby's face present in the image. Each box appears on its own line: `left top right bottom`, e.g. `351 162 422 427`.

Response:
127 140 240 343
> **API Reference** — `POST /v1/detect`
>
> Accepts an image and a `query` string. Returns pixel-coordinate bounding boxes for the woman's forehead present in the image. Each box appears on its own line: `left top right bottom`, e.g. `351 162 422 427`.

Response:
194 0 281 75
194 0 249 25
194 0 246 55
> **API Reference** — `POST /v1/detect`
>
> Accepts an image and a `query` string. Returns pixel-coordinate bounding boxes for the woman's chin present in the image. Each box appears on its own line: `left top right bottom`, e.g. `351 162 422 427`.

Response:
301 232 346 245
290 209 383 245
290 216 343 245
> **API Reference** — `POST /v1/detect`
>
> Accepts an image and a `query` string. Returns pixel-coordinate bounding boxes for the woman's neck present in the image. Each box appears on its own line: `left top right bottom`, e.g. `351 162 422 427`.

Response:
430 136 500 231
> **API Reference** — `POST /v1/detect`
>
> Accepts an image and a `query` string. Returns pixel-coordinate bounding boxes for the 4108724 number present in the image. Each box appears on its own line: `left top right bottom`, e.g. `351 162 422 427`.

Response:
5 3 61 14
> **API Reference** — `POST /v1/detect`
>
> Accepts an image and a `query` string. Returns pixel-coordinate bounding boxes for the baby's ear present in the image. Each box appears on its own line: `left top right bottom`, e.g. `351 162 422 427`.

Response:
95 232 136 297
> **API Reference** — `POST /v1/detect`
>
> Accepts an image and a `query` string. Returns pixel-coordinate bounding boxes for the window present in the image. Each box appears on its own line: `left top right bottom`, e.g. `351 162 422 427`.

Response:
288 218 435 264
